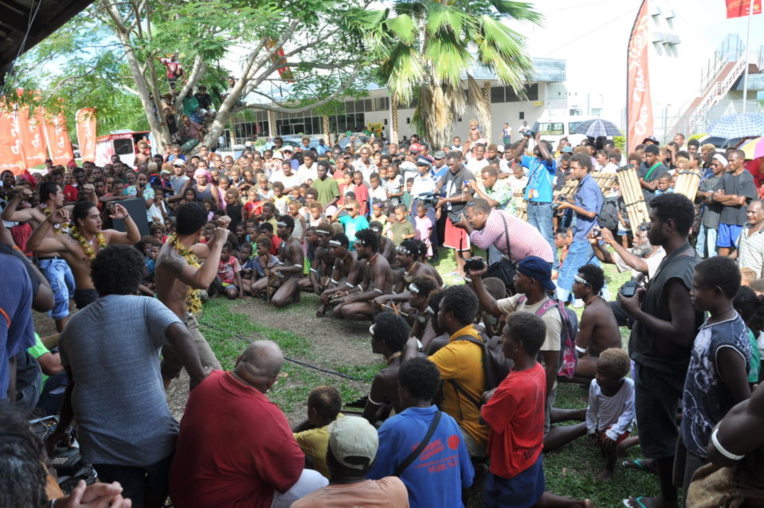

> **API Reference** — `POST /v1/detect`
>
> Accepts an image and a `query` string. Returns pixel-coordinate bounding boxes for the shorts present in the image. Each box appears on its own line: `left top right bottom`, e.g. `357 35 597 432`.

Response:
73 288 98 309
595 426 631 446
634 362 685 459
674 437 708 494
459 424 487 459
161 313 221 379
484 455 545 508
221 282 239 291
443 217 470 250
716 223 743 248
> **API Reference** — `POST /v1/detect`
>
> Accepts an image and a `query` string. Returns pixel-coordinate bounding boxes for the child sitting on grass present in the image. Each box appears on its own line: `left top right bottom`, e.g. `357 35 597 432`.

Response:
215 241 243 299
292 386 343 479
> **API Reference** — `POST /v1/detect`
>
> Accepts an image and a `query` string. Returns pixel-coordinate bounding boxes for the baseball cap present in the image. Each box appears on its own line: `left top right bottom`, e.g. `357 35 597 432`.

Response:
329 416 378 470
642 136 659 144
173 159 185 167
415 157 432 167
561 146 573 153
160 168 172 175
433 150 447 160
516 256 555 292
712 154 728 166
409 142 424 153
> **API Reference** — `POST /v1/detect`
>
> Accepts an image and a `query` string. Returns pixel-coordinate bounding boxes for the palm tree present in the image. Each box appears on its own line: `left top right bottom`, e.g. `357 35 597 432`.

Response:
356 0 541 148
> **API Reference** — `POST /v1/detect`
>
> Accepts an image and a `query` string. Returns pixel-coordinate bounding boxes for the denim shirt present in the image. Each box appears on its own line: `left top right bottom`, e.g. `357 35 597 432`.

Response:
572 173 603 242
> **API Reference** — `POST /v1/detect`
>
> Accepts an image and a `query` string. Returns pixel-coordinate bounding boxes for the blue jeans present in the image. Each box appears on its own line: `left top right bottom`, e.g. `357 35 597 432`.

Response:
38 258 75 319
557 240 599 302
526 202 557 269
695 225 717 258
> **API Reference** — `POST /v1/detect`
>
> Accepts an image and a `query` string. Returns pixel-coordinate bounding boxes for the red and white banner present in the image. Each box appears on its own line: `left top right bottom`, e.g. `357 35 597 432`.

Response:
0 109 27 175
726 0 762 18
627 0 654 154
75 107 97 162
43 112 74 166
18 108 48 168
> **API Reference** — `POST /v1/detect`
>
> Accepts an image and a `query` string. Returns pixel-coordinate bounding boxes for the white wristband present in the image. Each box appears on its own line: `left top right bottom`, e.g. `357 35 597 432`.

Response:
711 428 744 461
575 345 587 355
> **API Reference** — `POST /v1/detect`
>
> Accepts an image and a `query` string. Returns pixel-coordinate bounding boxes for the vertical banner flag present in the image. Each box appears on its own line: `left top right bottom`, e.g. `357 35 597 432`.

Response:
726 0 762 18
19 108 48 168
75 107 97 162
0 109 27 175
627 0 653 154
264 39 294 82
43 112 74 165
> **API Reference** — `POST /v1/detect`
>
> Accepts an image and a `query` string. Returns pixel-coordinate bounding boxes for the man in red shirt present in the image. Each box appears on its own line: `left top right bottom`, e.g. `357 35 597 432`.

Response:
169 340 327 508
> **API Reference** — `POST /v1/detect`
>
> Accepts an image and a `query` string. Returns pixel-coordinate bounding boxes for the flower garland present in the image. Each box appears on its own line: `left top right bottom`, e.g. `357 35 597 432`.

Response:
168 233 203 314
70 226 106 260
42 207 71 234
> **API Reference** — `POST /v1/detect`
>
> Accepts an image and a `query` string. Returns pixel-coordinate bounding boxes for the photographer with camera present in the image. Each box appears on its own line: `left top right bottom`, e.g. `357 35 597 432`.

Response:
618 193 703 508
554 153 603 303
455 199 553 266
433 152 475 276
516 131 557 268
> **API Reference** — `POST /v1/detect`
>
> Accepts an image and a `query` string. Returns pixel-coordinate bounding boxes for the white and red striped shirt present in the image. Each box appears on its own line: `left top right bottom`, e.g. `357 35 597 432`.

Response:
470 209 553 263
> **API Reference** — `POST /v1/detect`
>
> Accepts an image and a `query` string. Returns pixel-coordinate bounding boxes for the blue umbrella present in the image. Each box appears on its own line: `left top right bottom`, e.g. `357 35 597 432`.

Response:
708 112 764 139
571 119 622 138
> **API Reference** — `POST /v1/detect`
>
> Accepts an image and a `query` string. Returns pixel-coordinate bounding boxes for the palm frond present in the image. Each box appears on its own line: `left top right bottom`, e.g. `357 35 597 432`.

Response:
424 35 471 87
425 2 469 37
385 14 417 45
378 43 424 105
488 0 543 24
467 75 491 138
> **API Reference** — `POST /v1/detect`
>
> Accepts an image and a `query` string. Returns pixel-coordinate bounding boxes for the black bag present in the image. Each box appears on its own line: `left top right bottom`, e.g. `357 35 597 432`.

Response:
485 213 517 295
394 410 442 476
449 333 513 413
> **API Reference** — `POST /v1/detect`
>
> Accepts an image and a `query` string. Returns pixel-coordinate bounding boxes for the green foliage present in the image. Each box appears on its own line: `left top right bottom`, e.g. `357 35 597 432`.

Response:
613 136 626 152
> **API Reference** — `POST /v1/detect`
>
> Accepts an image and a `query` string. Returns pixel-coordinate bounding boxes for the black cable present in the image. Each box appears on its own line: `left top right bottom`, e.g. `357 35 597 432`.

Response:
199 321 364 381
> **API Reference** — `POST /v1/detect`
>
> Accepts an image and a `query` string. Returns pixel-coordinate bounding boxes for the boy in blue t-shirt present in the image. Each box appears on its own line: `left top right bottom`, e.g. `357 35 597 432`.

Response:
368 357 474 507
335 199 369 250
677 256 751 494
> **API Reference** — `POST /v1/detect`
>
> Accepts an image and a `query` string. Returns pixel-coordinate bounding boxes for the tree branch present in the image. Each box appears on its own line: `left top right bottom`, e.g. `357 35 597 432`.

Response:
175 54 205 108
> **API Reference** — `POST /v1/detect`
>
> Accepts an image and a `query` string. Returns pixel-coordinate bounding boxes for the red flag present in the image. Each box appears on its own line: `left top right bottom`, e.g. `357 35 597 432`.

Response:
43 112 75 165
627 0 654 154
76 108 97 162
0 109 27 175
18 107 48 168
726 0 762 17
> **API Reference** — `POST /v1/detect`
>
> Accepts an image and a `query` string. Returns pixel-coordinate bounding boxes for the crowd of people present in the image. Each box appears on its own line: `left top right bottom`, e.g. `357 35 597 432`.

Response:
2 121 764 508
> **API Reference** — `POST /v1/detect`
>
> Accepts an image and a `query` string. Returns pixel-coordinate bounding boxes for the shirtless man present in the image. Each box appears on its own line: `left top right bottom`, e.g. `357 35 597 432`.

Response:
251 215 305 307
2 184 95 330
155 203 224 388
696 383 764 506
570 264 621 381
300 223 333 294
316 233 362 317
369 221 395 265
333 229 393 321
373 239 442 311
26 201 140 310
405 275 441 341
362 312 410 425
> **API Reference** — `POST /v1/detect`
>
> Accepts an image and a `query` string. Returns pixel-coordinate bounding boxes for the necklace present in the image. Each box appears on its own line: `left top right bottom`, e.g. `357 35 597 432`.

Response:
386 351 402 365
42 206 70 234
168 233 203 314
70 226 106 259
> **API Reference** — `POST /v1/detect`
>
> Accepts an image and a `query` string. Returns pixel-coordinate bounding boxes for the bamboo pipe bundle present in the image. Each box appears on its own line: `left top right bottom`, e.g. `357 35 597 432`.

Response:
616 166 650 234
673 170 702 202
592 173 617 194
515 200 527 222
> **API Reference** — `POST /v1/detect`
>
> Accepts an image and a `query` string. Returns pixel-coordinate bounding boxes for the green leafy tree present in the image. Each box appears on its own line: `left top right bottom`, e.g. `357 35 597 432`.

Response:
4 0 376 154
353 0 541 148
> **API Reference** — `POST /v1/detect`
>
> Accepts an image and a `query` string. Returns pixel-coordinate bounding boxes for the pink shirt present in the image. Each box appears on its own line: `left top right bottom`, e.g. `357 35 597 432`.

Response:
469 209 553 263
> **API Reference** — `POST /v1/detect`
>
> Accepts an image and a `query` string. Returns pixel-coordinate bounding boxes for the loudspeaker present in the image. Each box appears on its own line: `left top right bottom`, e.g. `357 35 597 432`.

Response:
111 198 150 237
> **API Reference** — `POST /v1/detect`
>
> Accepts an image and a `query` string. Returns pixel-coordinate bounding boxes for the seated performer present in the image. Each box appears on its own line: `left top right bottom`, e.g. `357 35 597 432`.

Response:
332 229 393 321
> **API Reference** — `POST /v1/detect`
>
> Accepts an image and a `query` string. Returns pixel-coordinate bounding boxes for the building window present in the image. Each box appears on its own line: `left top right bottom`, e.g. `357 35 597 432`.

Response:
490 86 505 103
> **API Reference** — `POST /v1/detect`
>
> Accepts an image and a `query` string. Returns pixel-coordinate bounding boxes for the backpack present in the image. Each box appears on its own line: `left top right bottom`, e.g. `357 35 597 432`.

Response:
597 197 620 231
517 295 579 379
447 333 513 412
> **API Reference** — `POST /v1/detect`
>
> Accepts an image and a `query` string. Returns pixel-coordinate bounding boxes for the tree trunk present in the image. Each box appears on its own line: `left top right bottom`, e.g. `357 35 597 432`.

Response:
390 97 399 143
482 82 492 144
322 115 331 145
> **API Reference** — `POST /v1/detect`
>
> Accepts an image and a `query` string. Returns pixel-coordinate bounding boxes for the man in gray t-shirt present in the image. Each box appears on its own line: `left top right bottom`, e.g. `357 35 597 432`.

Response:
48 245 208 507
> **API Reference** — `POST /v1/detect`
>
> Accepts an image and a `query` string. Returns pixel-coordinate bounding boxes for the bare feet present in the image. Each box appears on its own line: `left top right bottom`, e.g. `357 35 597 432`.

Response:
596 468 613 482
622 496 671 508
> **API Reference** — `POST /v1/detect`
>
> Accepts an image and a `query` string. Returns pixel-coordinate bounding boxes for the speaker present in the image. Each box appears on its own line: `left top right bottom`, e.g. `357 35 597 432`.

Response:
111 198 150 237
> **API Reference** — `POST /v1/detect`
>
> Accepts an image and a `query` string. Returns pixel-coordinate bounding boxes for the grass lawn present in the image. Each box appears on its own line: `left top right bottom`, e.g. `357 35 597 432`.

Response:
196 251 660 506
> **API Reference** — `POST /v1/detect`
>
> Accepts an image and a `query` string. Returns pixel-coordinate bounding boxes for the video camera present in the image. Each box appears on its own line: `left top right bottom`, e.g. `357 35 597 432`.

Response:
416 191 443 207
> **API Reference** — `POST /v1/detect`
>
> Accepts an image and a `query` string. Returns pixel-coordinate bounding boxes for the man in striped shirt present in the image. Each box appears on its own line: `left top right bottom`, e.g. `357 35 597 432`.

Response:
457 198 553 264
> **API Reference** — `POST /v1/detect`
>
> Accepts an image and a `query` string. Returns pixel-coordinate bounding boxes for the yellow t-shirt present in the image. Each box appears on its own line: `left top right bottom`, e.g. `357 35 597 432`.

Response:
293 413 343 478
428 324 487 449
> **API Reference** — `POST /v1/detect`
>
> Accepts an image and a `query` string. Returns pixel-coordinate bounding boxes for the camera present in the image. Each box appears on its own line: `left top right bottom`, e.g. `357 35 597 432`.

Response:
464 257 486 272
552 195 567 212
416 192 442 207
591 228 603 239
620 280 641 298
